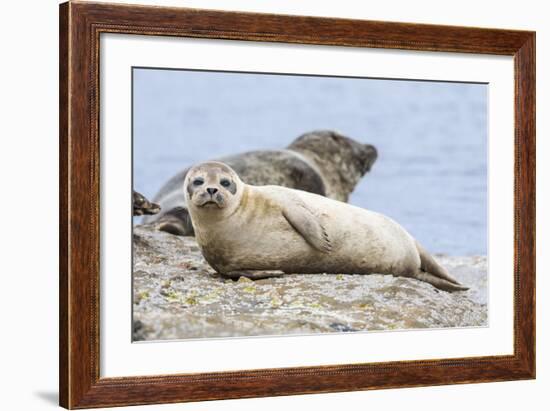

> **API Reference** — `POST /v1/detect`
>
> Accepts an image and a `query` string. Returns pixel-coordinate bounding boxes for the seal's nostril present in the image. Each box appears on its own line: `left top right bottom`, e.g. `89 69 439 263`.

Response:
206 187 218 195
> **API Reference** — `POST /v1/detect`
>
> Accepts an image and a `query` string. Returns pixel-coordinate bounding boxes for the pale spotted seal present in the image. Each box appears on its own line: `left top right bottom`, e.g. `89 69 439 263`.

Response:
143 130 377 236
184 161 468 292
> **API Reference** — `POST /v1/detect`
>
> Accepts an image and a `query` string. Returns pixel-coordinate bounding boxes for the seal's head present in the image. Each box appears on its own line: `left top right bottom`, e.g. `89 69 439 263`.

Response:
288 130 378 201
184 161 243 215
133 190 161 216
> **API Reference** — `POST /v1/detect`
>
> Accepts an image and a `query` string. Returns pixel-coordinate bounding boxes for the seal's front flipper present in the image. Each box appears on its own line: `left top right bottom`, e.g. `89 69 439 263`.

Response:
282 201 332 253
220 270 284 281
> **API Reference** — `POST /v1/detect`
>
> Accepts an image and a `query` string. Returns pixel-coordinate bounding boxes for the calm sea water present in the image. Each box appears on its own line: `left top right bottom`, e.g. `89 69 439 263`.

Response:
133 68 487 256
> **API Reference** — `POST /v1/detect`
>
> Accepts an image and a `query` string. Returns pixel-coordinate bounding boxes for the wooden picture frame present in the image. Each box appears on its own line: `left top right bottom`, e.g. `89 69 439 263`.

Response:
59 1 535 408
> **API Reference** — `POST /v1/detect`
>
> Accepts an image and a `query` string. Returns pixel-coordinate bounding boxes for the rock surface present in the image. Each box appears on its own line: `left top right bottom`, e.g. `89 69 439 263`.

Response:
132 225 488 341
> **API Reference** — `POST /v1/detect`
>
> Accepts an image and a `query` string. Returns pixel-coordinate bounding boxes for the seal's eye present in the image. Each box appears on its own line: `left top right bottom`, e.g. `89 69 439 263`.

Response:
220 179 231 188
193 178 204 186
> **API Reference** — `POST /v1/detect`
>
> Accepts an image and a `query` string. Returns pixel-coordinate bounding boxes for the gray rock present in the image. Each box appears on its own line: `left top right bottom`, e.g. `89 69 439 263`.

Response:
132 225 487 341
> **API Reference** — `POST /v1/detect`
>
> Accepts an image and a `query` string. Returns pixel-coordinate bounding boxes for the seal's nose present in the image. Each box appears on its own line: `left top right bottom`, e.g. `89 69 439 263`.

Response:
364 144 378 161
359 144 378 174
206 187 218 195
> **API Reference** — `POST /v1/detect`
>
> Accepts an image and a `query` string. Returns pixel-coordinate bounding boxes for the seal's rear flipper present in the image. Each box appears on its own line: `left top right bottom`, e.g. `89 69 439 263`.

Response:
155 207 195 236
414 241 469 292
414 271 469 292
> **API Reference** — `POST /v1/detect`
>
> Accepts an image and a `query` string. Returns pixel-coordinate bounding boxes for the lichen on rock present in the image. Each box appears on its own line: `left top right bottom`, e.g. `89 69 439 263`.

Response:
132 224 487 341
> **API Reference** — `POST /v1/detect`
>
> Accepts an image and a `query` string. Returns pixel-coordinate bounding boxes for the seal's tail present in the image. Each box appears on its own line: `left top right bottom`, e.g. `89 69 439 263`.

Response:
414 241 469 292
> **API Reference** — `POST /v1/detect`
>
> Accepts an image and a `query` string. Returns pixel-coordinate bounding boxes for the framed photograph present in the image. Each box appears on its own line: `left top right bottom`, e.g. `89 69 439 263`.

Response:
59 1 535 408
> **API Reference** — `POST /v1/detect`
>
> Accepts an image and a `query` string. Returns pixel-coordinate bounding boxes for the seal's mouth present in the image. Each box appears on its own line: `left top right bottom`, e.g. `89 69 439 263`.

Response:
144 203 161 215
198 200 221 208
133 200 161 216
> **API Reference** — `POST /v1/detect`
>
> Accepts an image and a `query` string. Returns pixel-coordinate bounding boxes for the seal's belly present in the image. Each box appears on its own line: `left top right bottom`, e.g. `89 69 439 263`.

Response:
212 222 318 272
206 223 414 275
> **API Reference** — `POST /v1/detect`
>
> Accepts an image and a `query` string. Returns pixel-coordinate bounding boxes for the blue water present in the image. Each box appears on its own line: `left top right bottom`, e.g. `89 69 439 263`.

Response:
133 68 487 256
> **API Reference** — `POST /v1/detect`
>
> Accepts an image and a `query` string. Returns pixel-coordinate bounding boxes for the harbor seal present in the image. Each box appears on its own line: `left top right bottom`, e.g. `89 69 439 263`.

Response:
184 161 468 292
143 130 377 236
133 191 160 216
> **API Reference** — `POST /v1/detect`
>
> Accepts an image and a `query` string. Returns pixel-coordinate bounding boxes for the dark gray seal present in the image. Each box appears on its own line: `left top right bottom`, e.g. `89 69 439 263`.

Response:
143 130 377 236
